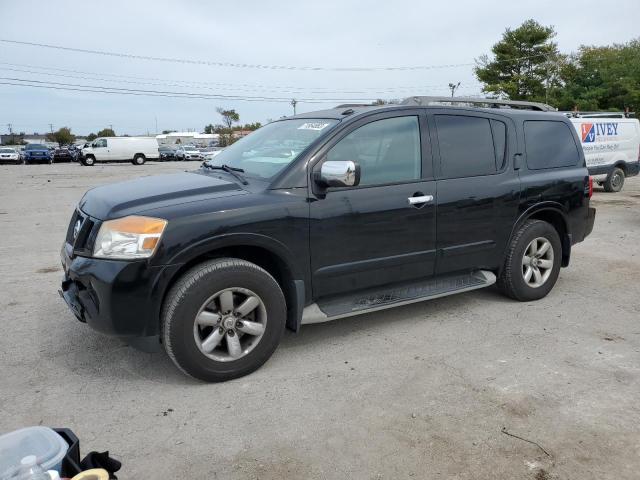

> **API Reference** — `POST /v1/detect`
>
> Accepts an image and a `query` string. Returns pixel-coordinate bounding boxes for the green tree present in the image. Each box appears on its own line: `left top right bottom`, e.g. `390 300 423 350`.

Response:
46 127 75 146
241 122 261 131
86 133 97 141
96 128 116 137
203 124 215 134
475 19 562 102
554 39 640 112
161 129 175 135
216 108 240 129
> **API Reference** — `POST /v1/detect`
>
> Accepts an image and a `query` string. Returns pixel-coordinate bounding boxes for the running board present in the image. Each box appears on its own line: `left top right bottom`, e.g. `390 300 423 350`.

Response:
301 270 496 325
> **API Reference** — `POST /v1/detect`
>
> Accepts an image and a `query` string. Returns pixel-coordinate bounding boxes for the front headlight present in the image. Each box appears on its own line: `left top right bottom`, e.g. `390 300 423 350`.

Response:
93 216 167 259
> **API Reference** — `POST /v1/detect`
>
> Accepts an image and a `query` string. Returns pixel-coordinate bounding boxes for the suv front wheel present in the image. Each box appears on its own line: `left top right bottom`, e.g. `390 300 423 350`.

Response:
162 258 286 382
498 219 562 302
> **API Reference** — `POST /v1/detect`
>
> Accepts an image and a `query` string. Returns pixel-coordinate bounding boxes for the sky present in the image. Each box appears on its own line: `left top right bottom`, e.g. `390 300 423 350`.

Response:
0 0 638 136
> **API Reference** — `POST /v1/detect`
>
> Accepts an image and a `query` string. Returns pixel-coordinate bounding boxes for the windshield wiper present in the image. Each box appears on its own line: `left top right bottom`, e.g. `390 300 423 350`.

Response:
202 163 248 185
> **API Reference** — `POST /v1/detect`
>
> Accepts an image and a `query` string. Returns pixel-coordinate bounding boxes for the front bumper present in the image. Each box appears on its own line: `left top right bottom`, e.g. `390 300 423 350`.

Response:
25 155 51 163
59 243 181 338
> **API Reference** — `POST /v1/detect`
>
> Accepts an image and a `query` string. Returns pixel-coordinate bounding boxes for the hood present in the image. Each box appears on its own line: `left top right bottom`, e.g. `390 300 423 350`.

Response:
79 171 246 220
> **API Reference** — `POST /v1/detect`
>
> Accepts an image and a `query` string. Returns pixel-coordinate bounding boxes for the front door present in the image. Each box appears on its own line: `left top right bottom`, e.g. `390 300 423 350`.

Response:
92 138 111 161
310 112 437 298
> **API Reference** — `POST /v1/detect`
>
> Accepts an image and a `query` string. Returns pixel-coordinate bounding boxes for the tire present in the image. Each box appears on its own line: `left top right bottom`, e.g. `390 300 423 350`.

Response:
603 167 624 192
498 220 562 302
82 155 95 166
132 154 146 165
162 258 286 382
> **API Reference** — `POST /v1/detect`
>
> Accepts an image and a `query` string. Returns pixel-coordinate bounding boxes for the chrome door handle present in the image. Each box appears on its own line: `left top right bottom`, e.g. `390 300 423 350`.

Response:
408 195 433 205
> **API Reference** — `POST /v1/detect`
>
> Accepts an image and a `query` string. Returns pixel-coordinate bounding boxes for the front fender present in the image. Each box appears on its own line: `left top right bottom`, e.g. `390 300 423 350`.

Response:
165 232 304 280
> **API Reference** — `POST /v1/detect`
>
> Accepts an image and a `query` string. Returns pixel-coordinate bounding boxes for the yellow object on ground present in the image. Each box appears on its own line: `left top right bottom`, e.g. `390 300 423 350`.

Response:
70 468 109 480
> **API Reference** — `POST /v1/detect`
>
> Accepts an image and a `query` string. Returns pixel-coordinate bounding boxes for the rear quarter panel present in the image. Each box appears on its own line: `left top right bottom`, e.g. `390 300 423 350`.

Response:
517 118 591 244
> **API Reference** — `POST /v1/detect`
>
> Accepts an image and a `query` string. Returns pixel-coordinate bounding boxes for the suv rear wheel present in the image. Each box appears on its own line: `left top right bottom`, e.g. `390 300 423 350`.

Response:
498 219 561 301
603 167 624 192
162 258 286 382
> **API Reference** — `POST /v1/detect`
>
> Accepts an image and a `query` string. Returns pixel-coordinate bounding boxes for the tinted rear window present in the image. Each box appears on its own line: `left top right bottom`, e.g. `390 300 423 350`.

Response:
524 121 580 170
435 115 499 179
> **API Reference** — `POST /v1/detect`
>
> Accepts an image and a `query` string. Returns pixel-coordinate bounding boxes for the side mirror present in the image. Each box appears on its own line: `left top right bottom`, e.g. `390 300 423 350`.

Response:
316 160 361 188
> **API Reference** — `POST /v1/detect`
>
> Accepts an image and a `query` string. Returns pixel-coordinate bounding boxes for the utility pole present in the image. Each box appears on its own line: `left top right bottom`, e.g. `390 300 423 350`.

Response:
448 82 461 97
155 116 158 134
290 99 298 116
7 123 13 144
49 123 54 134
109 124 113 131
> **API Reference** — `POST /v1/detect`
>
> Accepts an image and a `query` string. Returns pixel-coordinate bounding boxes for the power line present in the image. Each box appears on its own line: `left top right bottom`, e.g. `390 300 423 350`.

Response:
0 38 478 72
0 78 377 103
0 38 555 73
0 76 482 103
0 65 481 95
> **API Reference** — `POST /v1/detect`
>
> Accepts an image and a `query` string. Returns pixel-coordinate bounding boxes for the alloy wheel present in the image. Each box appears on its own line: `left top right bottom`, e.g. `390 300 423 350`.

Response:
193 287 267 362
522 237 554 288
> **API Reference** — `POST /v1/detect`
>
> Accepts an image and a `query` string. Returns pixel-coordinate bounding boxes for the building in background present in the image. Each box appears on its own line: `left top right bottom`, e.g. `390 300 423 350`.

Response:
156 132 219 147
1 133 87 147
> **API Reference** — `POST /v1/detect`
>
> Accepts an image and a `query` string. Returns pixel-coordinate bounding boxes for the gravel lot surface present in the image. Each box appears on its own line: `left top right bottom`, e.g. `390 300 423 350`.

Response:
1 162 639 479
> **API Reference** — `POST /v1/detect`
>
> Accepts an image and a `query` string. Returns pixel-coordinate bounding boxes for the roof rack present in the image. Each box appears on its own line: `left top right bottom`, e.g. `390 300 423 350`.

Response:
560 111 636 119
401 96 557 112
334 103 375 109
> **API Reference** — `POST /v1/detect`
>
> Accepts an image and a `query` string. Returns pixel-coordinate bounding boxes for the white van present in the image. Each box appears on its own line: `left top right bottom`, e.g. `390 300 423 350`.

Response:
569 115 640 192
81 137 160 166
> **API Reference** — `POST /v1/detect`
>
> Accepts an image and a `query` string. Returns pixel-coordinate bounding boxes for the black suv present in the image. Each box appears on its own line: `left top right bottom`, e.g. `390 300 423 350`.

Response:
60 99 596 381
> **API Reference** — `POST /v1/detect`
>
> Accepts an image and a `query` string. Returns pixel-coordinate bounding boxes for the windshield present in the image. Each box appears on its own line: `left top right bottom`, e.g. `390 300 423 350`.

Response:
25 144 46 150
204 118 338 179
0 148 15 153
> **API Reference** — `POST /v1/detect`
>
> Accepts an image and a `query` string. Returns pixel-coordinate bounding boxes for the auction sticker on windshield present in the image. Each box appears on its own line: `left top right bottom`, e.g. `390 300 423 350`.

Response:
298 122 331 130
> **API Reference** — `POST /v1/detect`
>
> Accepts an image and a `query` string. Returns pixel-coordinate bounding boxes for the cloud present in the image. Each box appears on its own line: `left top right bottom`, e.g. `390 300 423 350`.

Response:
0 0 638 134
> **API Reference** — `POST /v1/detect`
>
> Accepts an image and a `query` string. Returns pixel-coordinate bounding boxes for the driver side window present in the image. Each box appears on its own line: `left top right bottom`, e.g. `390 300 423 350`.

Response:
326 116 421 186
95 139 107 148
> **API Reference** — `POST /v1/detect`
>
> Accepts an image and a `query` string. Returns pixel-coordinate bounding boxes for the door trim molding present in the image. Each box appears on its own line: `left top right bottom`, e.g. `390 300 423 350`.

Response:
439 240 495 257
314 249 437 278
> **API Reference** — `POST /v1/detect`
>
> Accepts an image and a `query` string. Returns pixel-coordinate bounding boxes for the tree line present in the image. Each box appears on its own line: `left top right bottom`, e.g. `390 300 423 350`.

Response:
475 19 639 112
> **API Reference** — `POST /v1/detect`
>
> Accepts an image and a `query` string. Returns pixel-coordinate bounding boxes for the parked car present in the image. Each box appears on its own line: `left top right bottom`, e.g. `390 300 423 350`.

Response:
569 114 640 192
53 147 75 163
200 147 223 161
23 143 53 164
0 147 22 164
159 146 177 161
175 145 202 161
66 145 82 161
60 100 596 382
80 137 160 166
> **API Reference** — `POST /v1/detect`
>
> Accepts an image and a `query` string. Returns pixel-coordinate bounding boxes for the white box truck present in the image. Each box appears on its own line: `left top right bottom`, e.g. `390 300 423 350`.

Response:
569 115 640 192
80 137 160 166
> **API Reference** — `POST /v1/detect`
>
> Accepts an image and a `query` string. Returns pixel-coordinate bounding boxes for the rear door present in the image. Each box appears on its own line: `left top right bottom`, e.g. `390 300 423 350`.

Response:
309 111 437 298
429 110 520 275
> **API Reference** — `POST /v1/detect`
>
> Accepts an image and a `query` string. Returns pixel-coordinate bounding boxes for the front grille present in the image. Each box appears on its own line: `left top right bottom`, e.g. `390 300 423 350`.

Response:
66 209 99 257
